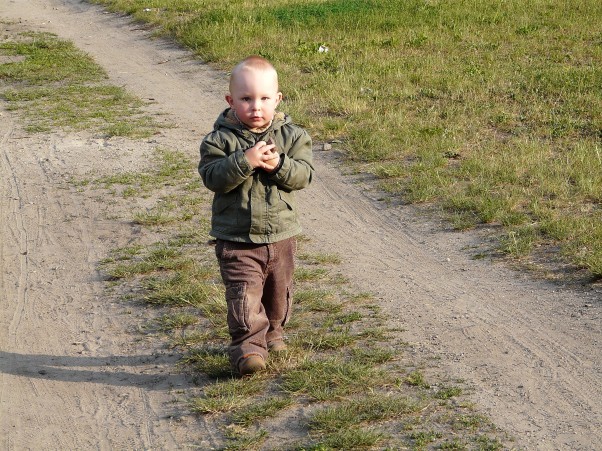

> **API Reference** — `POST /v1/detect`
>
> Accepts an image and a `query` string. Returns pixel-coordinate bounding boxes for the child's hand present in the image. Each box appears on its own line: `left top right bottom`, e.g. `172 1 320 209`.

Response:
262 138 280 172
262 148 281 173
245 141 279 172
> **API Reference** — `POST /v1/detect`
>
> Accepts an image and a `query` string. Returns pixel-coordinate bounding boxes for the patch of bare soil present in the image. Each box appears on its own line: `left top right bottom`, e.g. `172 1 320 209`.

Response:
1 0 600 449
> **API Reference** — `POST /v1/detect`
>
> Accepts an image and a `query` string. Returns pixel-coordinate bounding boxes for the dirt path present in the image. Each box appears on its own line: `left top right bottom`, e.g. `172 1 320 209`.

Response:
1 0 600 449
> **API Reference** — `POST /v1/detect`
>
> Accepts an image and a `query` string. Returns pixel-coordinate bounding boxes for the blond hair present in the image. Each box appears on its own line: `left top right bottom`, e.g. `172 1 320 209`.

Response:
229 56 279 92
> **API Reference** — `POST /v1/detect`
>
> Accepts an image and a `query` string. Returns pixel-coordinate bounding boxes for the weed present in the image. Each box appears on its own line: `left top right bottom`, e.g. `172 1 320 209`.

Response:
436 386 463 400
358 327 390 341
335 311 362 324
294 288 336 306
455 414 491 431
406 370 430 389
409 430 443 448
440 437 467 450
474 434 504 450
499 226 538 257
133 209 177 226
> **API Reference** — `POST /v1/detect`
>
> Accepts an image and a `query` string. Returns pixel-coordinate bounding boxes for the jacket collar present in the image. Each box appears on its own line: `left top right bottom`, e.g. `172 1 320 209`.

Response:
216 108 287 136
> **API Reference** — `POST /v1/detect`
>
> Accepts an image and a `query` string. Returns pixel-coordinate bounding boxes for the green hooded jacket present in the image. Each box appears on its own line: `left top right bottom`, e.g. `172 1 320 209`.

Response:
199 108 314 243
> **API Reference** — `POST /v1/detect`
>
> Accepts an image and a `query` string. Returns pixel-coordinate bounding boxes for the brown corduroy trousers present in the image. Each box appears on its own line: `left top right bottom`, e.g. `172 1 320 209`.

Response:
215 238 295 368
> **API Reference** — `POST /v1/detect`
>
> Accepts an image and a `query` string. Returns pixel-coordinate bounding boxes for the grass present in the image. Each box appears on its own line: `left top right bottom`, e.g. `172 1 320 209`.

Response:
0 28 162 137
231 396 294 427
190 377 267 414
308 394 420 433
87 0 602 280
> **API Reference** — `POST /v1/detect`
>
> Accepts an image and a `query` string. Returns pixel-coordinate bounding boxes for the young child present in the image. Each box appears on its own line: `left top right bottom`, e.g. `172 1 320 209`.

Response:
198 56 314 376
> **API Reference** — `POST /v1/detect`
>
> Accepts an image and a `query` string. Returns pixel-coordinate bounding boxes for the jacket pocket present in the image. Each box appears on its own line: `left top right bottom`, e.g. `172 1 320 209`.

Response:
213 191 239 215
277 189 295 211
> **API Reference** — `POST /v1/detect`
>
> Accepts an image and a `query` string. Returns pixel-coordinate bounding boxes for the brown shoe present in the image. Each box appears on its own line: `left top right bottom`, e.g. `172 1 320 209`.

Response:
238 354 266 376
268 340 288 353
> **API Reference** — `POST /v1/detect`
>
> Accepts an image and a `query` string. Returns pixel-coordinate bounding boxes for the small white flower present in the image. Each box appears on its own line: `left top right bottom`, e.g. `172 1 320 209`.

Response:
318 45 329 53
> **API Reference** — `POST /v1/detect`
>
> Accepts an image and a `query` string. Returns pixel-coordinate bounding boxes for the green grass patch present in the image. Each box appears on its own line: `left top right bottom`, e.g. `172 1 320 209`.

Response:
310 394 420 433
183 346 232 379
0 30 161 137
102 243 195 279
142 270 223 308
406 370 430 389
436 385 463 400
0 31 105 83
91 147 194 195
231 396 294 427
155 312 198 332
309 427 386 450
222 427 268 451
190 377 266 414
282 356 391 401
295 326 357 351
350 346 395 365
298 252 342 265
409 430 444 448
294 267 329 282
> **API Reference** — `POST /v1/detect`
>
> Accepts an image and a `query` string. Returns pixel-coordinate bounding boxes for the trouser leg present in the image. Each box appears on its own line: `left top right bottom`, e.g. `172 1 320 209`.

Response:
263 237 295 346
216 240 269 368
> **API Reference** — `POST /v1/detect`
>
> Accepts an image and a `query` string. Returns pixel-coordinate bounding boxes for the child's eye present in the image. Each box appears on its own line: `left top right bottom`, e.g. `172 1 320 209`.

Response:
242 97 251 101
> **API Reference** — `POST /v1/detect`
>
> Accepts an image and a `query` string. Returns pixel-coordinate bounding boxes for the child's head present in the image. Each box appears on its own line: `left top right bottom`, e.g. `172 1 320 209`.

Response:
226 56 282 130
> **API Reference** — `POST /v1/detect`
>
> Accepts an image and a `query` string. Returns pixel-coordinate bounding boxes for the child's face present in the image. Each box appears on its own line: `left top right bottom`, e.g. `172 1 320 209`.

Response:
226 68 282 129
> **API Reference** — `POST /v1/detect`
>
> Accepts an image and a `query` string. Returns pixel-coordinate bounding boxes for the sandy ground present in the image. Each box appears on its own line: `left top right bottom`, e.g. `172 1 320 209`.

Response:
0 0 600 449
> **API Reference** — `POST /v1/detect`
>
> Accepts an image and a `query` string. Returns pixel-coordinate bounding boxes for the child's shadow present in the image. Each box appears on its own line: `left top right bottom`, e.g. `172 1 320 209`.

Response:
0 350 190 390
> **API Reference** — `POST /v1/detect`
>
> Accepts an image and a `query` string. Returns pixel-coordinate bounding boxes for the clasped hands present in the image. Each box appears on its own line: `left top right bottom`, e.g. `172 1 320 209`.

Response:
245 140 280 173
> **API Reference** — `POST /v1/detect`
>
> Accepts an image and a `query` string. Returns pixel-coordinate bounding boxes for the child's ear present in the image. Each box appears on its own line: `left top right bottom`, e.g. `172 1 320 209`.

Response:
225 93 234 107
276 92 283 106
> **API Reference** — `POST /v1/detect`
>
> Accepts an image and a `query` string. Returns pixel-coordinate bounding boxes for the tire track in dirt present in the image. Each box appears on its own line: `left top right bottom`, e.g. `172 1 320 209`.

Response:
1 0 600 450
0 120 30 344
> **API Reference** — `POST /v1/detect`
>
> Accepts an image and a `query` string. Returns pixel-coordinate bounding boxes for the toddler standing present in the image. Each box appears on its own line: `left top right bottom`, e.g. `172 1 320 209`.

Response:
198 56 314 375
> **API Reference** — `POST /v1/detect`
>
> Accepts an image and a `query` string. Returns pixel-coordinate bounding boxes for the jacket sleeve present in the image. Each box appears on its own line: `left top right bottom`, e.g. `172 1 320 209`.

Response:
198 131 254 194
269 128 314 191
